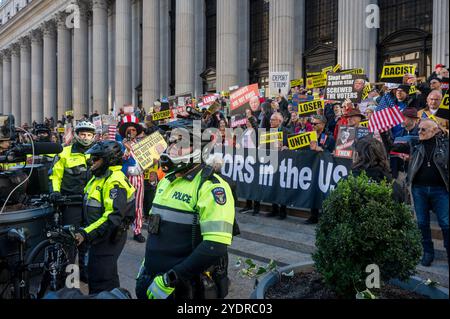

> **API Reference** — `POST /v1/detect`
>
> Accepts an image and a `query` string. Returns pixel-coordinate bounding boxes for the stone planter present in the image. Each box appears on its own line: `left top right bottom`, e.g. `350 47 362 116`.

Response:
251 262 449 300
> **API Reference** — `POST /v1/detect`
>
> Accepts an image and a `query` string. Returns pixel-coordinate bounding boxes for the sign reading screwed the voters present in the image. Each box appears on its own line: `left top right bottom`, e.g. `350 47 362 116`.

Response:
269 72 290 97
380 63 416 84
132 131 168 171
324 73 366 103
287 131 318 150
230 83 260 128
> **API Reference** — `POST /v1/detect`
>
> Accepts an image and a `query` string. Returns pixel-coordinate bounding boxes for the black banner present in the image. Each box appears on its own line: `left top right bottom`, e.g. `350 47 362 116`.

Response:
214 149 352 209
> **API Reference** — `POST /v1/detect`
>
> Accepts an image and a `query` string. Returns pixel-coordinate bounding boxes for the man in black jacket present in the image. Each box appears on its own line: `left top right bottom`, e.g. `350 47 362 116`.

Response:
392 119 448 267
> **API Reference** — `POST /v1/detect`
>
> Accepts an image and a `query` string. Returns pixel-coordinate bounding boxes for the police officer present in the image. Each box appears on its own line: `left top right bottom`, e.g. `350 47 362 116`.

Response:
75 141 136 294
49 121 96 281
28 124 56 169
135 118 236 300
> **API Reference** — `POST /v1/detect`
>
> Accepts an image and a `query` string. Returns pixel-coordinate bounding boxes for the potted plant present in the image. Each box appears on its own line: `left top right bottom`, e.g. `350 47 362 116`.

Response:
252 174 449 299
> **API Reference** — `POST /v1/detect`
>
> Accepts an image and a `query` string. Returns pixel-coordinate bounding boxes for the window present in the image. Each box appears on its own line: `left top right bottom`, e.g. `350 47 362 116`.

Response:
377 0 433 79
305 0 338 51
205 0 216 69
249 0 269 88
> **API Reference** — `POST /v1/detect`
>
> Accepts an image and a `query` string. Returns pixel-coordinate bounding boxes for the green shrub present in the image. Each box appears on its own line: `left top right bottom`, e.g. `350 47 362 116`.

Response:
312 173 422 298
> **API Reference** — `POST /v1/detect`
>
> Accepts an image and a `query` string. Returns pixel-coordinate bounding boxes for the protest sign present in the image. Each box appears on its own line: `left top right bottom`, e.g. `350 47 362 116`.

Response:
65 110 74 117
436 93 449 120
57 127 65 134
380 64 416 83
333 64 342 73
230 84 260 128
322 66 333 74
259 132 284 145
287 131 318 150
124 105 135 115
269 72 290 97
93 116 102 134
296 99 324 116
335 126 356 159
324 73 366 103
199 94 220 109
362 83 372 100
152 99 172 121
215 148 351 209
340 68 365 75
290 79 304 88
132 132 168 171
360 121 369 128
306 74 327 89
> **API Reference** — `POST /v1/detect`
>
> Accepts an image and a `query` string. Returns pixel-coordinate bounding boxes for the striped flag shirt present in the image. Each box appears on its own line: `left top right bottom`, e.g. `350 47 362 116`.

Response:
369 93 405 133
108 125 117 141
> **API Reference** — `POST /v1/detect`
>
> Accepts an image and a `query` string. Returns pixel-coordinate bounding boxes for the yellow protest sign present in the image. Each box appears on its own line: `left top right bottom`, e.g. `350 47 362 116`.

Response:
65 110 74 117
436 93 449 120
132 132 168 171
259 132 283 145
297 99 325 116
409 85 417 95
152 110 171 121
340 68 365 75
287 131 318 150
290 79 304 88
360 121 369 128
333 64 342 73
307 72 322 77
362 83 372 100
306 75 327 89
381 64 416 79
322 66 333 74
57 127 65 133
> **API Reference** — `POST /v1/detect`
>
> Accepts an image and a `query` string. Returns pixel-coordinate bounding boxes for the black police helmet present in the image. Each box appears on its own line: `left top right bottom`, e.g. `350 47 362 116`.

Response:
86 141 124 167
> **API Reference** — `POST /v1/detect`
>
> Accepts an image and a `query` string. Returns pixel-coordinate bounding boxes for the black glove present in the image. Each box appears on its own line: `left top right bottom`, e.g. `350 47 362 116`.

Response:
49 191 63 203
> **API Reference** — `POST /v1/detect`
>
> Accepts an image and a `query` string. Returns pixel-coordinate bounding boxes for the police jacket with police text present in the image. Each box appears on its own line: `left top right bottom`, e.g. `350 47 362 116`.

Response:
50 144 91 195
143 166 235 279
81 166 136 243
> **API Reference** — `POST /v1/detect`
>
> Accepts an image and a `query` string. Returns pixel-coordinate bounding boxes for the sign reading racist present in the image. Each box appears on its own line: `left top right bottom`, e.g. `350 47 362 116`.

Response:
287 131 318 150
380 64 416 83
132 132 168 171
296 99 325 116
230 83 260 128
324 73 366 103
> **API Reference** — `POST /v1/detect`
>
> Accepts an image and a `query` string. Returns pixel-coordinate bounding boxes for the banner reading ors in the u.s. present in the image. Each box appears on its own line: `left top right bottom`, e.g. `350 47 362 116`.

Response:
214 149 352 209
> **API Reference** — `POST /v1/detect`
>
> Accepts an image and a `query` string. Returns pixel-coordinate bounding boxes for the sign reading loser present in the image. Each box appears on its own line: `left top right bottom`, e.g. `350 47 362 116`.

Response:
296 99 325 116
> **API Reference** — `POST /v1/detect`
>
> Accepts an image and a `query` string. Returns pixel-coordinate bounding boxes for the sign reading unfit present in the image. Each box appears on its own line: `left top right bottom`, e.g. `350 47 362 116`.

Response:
287 131 318 150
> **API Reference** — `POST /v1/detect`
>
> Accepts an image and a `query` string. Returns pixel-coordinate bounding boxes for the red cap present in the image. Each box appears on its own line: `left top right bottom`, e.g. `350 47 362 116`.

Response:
435 64 445 69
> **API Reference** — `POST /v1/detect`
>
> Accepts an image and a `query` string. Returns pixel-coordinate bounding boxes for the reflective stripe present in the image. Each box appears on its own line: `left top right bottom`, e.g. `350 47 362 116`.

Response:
151 206 195 225
200 221 233 234
147 281 170 299
86 199 102 208
65 167 87 174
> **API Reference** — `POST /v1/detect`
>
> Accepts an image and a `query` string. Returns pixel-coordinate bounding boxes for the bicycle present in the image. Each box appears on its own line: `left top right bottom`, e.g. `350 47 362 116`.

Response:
1 195 81 299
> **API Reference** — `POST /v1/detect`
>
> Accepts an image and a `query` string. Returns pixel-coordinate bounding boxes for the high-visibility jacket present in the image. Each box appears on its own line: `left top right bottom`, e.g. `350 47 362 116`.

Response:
49 144 91 195
81 166 136 243
143 165 235 277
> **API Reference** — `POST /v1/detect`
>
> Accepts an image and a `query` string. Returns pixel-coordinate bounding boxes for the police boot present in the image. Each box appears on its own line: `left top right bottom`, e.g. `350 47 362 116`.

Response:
277 206 287 220
252 202 260 216
418 225 434 267
267 204 279 218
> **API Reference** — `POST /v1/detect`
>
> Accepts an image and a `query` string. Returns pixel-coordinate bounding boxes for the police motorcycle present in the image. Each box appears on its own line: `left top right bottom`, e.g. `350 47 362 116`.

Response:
0 115 79 299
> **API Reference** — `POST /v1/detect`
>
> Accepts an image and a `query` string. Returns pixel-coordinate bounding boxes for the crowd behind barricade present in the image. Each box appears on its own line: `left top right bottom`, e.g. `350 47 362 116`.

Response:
0 63 448 298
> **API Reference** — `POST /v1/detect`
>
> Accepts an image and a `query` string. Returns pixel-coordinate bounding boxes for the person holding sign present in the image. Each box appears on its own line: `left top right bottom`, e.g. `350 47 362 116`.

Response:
119 115 146 243
418 90 449 134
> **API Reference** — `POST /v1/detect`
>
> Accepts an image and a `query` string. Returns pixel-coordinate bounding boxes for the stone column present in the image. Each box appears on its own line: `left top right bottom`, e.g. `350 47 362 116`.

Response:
88 12 93 114
160 0 170 98
115 0 132 109
216 0 239 92
338 0 377 81
93 0 109 115
57 12 73 120
2 49 11 116
194 0 205 96
73 0 89 119
294 0 305 80
108 1 115 113
0 57 3 114
20 37 32 126
132 0 141 107
175 0 195 94
269 0 295 82
11 44 21 125
432 0 449 67
238 0 250 87
31 30 44 123
43 20 57 121
143 0 160 107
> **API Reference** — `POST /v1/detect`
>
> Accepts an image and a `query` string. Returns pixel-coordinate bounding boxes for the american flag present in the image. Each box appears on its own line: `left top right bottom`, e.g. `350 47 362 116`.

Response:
108 125 117 141
369 93 405 133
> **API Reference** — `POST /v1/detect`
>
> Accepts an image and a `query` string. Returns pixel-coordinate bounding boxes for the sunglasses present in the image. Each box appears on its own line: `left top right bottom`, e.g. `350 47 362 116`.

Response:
312 122 322 126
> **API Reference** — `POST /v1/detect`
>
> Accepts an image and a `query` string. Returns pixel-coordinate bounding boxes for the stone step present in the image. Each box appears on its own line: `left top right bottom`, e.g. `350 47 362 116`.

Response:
235 208 448 261
416 260 449 288
237 200 445 240
229 236 313 268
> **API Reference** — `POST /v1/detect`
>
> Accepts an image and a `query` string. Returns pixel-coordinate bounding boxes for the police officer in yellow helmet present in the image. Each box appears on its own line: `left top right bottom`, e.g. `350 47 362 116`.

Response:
75 141 136 294
135 115 236 300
